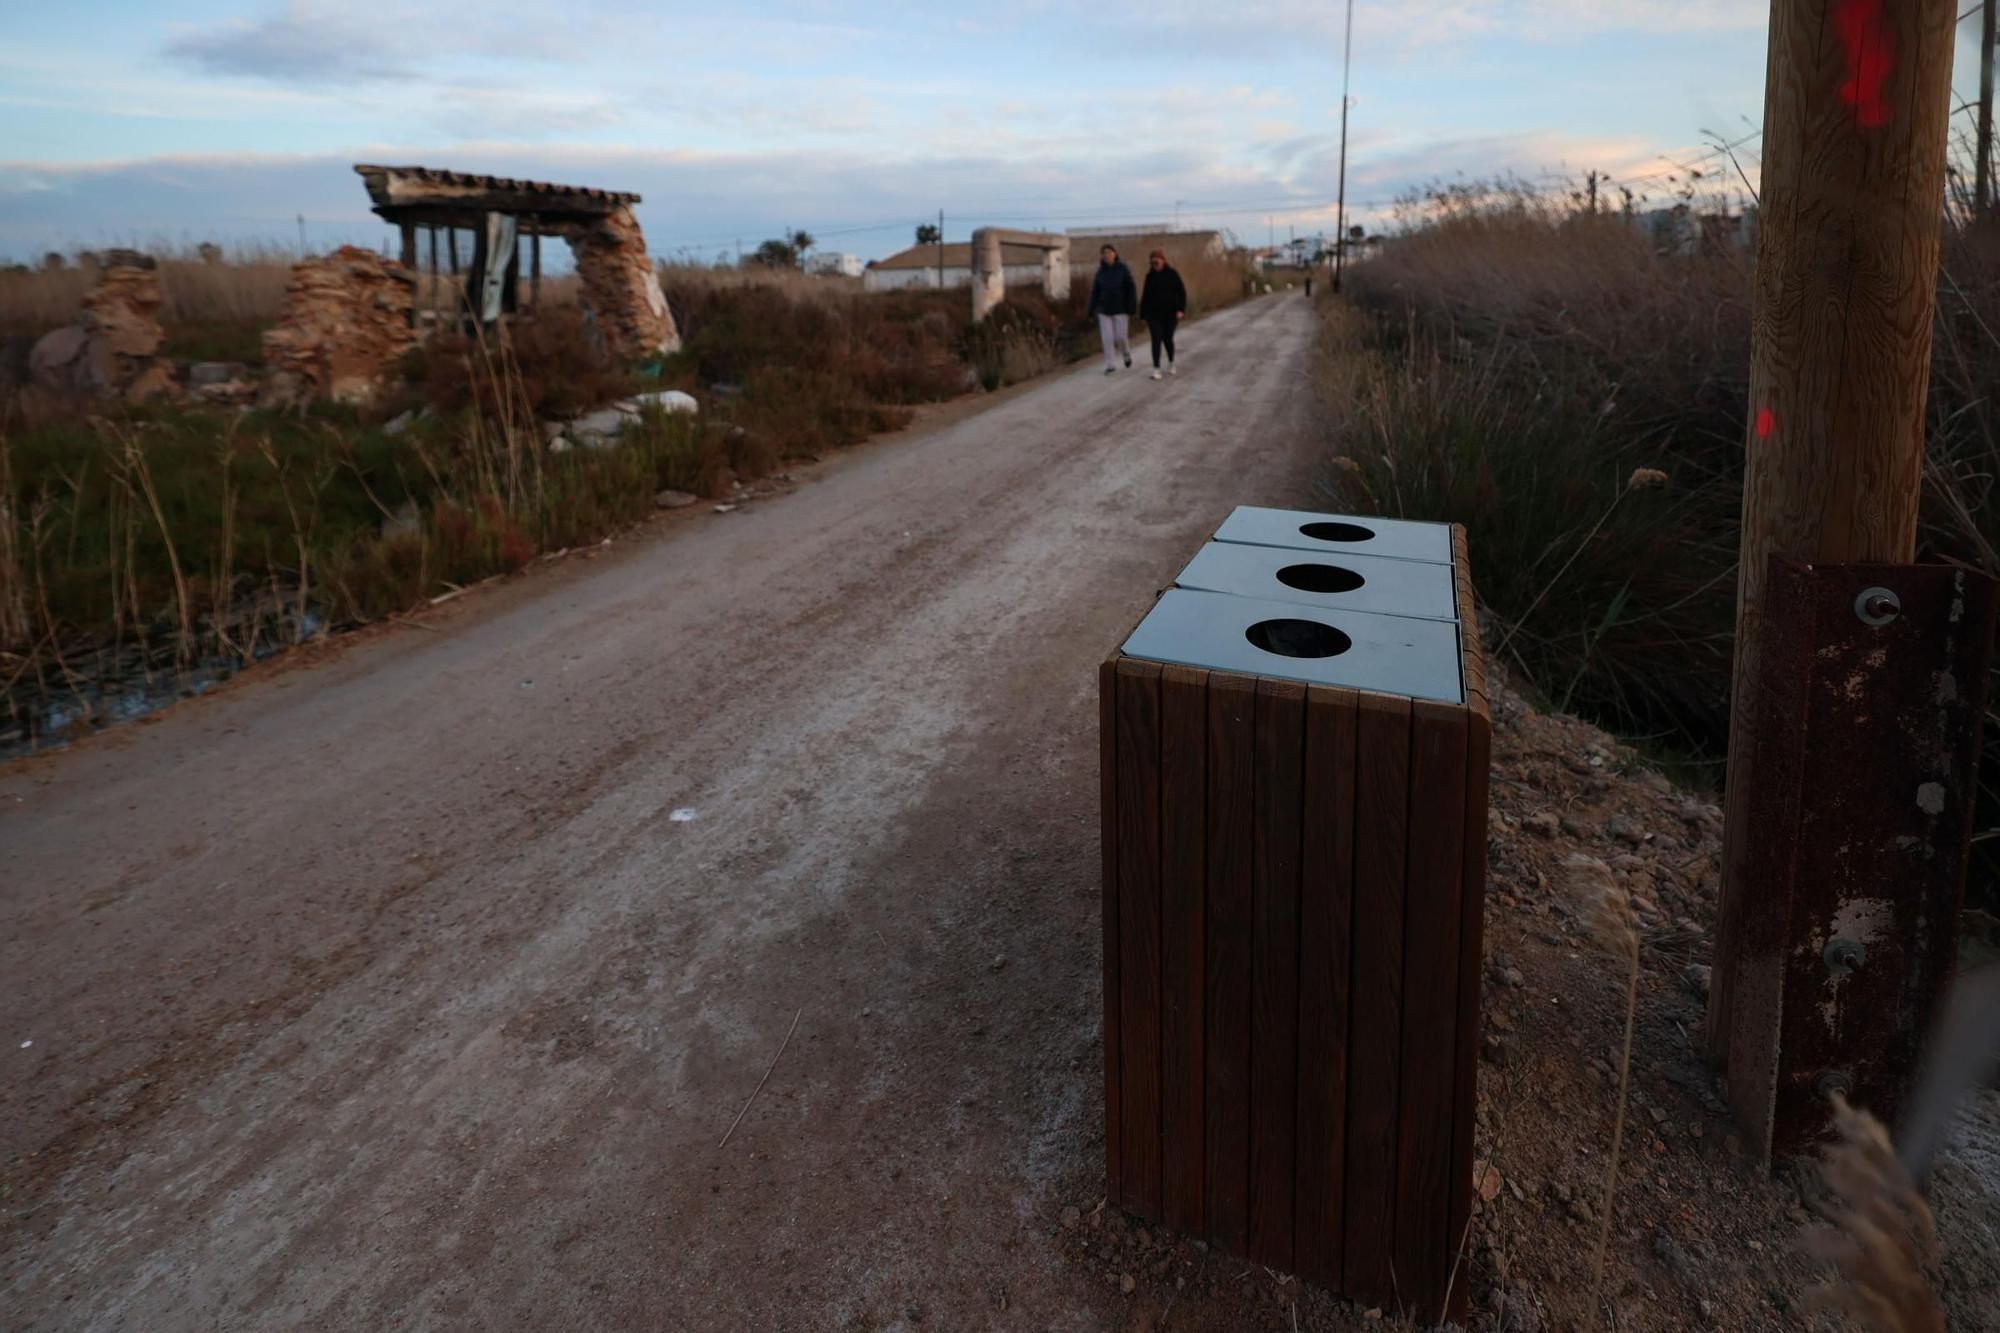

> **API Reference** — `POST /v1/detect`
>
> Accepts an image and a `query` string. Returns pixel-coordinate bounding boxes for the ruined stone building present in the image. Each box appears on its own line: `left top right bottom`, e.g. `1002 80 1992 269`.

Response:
353 165 680 363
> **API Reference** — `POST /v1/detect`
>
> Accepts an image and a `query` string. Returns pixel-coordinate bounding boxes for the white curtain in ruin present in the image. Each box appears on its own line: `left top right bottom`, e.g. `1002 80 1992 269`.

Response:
479 213 517 324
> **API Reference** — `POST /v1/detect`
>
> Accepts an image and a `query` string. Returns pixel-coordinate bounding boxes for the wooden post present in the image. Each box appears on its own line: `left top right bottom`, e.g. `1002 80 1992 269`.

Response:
399 223 417 329
1706 0 1958 1122
427 226 440 332
530 228 542 307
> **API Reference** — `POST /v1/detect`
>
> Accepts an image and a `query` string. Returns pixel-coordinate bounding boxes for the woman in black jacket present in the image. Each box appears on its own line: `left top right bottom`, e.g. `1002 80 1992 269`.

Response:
1138 249 1187 380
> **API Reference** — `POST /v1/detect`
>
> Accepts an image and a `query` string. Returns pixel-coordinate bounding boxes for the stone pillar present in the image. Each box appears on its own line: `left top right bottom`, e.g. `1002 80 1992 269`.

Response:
31 253 175 402
568 206 681 362
1043 245 1070 301
970 227 1006 322
260 246 416 407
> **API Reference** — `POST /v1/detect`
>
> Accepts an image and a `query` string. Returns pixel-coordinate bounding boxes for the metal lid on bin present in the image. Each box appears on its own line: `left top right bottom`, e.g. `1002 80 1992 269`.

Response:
1121 589 1463 703
1174 541 1459 623
1213 505 1453 564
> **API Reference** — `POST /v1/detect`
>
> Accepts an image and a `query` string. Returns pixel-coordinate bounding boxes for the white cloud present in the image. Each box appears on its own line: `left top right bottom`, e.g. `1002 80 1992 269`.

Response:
166 2 413 84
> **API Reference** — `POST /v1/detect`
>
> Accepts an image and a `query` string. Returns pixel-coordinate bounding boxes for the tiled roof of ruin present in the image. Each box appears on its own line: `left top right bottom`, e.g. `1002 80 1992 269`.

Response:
353 164 642 222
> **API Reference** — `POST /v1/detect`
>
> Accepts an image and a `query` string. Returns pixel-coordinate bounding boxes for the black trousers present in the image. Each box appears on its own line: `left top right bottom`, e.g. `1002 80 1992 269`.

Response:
1149 319 1177 366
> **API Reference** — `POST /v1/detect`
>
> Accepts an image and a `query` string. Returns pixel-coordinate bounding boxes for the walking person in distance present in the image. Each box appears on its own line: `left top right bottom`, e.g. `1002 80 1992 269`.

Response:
1139 248 1186 381
1087 244 1136 374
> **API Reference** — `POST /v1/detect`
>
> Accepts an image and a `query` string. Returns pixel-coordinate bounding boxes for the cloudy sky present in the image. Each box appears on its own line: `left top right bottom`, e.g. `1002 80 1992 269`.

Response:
0 2 1988 263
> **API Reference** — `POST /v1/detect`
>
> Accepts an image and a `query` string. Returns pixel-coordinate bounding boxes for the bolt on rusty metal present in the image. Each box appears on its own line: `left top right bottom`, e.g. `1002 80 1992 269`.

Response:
1854 587 1901 625
1822 937 1868 977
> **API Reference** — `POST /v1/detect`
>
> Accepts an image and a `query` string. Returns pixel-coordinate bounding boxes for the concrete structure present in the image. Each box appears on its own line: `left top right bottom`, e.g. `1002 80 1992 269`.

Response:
1067 230 1225 273
863 240 1048 292
1066 223 1168 239
969 228 1068 321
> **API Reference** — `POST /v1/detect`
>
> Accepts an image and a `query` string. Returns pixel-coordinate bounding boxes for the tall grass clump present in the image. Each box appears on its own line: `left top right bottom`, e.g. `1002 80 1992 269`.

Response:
1316 180 2000 895
0 332 722 748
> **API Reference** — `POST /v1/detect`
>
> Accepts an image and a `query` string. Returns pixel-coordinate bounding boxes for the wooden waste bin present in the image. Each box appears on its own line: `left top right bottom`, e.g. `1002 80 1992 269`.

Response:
1099 511 1490 1319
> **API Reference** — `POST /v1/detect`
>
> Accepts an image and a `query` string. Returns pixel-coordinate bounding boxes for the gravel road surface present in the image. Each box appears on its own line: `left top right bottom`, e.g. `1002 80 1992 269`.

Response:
3 293 1321 1330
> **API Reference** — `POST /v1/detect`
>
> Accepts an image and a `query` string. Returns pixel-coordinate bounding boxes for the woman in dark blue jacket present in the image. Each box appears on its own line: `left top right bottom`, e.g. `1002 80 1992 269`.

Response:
1138 249 1187 380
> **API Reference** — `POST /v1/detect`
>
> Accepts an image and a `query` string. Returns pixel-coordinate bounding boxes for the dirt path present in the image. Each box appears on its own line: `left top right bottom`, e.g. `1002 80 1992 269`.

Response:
2 293 1322 1331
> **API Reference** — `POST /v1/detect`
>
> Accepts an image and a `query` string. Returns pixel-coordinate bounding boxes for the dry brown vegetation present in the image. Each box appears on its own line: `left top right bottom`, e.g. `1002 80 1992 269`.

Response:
2 245 1254 752
1314 181 2000 901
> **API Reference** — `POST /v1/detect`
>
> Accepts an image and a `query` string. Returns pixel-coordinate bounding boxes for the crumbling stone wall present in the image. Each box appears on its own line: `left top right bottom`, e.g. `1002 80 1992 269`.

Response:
261 246 416 407
568 206 680 363
28 249 175 403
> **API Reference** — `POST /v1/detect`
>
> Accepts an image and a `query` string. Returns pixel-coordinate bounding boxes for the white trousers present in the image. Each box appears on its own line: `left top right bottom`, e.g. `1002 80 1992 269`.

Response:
1097 313 1130 368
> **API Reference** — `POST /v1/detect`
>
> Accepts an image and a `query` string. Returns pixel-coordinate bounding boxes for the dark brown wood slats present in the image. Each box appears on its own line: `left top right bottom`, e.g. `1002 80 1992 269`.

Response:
1158 665 1210 1235
1099 658 1124 1206
1343 693 1411 1306
1115 659 1165 1216
1249 679 1306 1269
1295 686 1359 1291
1395 701 1469 1313
1203 672 1257 1252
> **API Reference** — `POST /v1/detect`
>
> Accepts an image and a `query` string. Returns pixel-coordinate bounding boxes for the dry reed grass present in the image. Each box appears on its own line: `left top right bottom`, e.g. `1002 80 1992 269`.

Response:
1316 178 2000 897
1806 1096 1945 1333
1567 852 1641 1329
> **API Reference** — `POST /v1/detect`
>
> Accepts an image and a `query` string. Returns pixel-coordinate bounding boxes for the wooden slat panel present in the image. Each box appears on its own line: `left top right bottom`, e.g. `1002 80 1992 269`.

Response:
1249 679 1307 1270
1204 672 1258 1253
1445 707 1492 1323
1116 659 1165 1216
1159 665 1210 1235
1395 701 1469 1315
1343 692 1412 1305
1099 656 1123 1206
1296 685 1359 1290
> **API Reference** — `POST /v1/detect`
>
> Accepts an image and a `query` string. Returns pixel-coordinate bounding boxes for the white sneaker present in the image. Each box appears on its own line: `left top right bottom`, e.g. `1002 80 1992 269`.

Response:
1150 369 1162 381
1168 363 1178 376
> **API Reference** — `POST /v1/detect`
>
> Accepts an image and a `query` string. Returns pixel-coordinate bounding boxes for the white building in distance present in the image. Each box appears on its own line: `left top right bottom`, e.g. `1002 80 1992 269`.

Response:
807 251 864 278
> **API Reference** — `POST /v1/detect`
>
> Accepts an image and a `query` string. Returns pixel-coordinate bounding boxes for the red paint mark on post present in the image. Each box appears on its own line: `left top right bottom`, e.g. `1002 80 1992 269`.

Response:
1833 0 1894 128
1756 407 1776 439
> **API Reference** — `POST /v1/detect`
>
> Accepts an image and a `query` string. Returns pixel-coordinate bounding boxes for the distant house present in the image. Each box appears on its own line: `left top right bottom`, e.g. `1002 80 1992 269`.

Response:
807 251 864 278
1260 236 1327 269
863 240 1050 292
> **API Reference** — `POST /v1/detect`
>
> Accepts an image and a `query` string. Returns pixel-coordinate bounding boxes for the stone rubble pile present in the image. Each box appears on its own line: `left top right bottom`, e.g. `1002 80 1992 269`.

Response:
260 246 416 408
28 250 176 403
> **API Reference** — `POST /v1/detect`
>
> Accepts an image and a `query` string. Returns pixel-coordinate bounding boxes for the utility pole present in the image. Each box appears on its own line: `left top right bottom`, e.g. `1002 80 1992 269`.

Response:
937 209 945 291
1332 0 1355 293
1979 0 1995 214
297 213 307 257
1174 200 1183 231
1707 0 1961 1156
1586 169 1600 213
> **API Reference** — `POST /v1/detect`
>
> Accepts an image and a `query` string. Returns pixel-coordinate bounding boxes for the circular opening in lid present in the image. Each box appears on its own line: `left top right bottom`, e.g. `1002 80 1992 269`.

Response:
1275 562 1365 594
1298 520 1375 543
1245 618 1352 659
